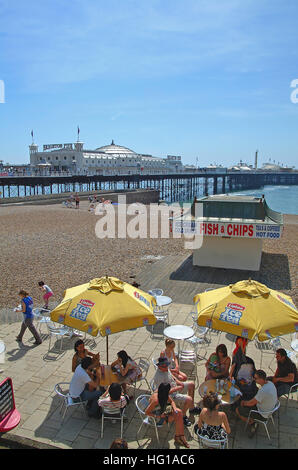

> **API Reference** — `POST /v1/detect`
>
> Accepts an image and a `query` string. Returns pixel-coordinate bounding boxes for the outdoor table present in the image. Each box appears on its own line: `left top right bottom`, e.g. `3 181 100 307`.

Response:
98 365 121 387
155 295 172 307
199 379 241 405
163 324 194 359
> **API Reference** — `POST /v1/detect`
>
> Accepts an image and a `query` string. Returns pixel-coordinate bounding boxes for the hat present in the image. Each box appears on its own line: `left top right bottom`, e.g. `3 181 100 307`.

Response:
157 357 170 367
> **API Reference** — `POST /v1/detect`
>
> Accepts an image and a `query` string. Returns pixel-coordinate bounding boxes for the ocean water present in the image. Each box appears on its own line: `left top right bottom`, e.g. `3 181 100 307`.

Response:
227 185 298 215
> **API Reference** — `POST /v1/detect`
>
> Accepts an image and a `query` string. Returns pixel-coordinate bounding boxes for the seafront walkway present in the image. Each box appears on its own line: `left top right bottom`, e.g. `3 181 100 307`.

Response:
0 299 297 450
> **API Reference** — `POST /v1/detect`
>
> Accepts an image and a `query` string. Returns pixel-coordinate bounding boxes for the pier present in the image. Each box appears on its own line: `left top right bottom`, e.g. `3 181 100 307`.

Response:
0 171 297 201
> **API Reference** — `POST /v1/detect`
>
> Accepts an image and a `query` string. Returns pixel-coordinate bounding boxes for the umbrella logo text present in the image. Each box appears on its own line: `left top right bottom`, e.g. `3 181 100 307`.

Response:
70 299 95 322
219 303 245 326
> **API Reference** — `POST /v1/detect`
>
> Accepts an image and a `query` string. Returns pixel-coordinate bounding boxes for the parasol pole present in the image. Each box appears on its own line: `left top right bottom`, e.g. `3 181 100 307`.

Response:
106 336 109 365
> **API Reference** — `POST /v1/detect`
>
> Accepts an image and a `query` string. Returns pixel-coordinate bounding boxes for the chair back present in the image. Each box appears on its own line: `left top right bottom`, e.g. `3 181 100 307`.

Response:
149 289 163 296
198 434 228 449
135 395 150 414
54 382 69 399
152 358 158 369
259 400 281 420
136 357 150 376
102 402 123 417
270 337 282 351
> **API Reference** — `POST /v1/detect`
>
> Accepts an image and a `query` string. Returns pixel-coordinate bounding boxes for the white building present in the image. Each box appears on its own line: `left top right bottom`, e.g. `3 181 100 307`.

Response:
29 140 184 176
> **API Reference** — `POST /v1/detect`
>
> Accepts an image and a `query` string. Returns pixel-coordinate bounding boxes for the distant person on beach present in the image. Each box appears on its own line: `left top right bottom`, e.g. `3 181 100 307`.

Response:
72 339 100 372
15 289 42 345
38 281 53 309
160 339 188 382
75 193 80 209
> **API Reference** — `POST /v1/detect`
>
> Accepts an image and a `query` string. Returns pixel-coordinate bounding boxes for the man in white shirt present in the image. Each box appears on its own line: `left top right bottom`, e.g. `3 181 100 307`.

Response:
69 356 103 418
235 369 278 437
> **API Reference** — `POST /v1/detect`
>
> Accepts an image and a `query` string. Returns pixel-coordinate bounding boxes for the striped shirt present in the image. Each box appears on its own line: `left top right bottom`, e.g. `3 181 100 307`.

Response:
97 395 127 412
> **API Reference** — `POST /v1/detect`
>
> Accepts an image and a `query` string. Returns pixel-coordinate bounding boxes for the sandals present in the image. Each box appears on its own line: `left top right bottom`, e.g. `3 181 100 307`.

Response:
174 435 190 448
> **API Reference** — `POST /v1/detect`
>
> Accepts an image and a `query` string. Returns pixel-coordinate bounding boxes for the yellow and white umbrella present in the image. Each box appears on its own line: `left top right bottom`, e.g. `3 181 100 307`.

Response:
50 276 157 362
193 279 298 341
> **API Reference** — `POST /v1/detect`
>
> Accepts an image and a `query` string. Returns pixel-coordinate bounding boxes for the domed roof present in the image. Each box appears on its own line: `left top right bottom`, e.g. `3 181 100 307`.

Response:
95 140 136 155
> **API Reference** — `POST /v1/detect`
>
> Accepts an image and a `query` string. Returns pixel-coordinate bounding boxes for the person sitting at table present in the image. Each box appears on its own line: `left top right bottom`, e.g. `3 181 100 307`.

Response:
69 356 103 418
72 339 100 372
160 339 188 382
145 382 190 448
229 339 258 401
235 369 278 438
97 382 129 414
152 357 200 427
205 344 231 381
111 350 142 397
267 348 298 397
194 391 231 442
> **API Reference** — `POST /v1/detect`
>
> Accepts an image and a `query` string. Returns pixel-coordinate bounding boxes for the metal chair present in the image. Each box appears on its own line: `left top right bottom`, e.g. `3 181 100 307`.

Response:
54 382 88 422
135 394 161 445
148 288 164 297
279 382 298 411
244 400 280 440
178 347 199 386
185 325 209 360
197 433 229 449
152 358 159 370
100 402 126 438
254 338 273 369
132 357 151 396
32 308 51 334
151 308 169 337
47 321 72 351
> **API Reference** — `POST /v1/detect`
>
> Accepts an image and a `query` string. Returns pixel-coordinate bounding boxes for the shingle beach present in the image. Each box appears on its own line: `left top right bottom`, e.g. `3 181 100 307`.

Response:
0 200 297 310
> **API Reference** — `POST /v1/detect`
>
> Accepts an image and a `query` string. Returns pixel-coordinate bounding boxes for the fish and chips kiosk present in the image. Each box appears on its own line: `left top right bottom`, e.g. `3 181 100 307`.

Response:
177 195 283 271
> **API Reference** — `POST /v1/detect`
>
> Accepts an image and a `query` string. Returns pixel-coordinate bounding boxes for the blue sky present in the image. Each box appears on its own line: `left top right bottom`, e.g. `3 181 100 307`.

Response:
0 0 298 167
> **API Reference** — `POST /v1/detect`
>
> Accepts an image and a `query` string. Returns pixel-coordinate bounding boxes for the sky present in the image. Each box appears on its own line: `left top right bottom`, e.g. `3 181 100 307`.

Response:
0 0 298 168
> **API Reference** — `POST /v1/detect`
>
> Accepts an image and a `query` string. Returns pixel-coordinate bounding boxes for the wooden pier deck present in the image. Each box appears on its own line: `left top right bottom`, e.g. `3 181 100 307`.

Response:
136 251 291 305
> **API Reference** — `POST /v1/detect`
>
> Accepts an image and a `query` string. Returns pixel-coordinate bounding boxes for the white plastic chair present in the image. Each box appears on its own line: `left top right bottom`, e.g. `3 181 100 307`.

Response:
244 400 280 440
47 321 72 351
132 357 151 396
279 383 298 411
54 382 88 422
151 308 169 337
197 433 228 449
100 402 126 438
135 394 160 444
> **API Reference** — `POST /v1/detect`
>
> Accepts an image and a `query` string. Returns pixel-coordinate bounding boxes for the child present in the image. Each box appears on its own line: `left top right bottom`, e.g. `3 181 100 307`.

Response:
160 339 188 382
38 281 53 309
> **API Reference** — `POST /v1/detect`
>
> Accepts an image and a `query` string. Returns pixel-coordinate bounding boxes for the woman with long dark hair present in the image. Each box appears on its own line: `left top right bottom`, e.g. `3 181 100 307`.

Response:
194 392 231 441
145 382 190 448
205 344 231 381
111 350 142 395
72 339 100 372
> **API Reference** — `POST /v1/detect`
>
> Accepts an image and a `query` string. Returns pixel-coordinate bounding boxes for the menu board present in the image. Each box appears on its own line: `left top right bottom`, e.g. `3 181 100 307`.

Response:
0 378 15 422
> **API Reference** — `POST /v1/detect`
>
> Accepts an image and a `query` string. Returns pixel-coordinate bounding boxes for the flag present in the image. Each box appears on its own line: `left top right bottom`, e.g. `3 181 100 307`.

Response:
31 130 33 138
77 126 80 135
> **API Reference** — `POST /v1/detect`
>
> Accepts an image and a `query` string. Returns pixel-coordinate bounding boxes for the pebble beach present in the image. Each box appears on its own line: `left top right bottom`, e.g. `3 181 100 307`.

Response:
0 200 297 310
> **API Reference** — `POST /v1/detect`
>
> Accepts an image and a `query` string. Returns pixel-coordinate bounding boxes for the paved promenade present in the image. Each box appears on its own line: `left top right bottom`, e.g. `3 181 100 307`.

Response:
0 302 297 450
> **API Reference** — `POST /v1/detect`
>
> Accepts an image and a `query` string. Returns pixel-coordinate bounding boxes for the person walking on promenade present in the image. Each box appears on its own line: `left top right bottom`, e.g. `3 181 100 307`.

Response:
15 289 42 345
75 193 80 209
38 281 53 309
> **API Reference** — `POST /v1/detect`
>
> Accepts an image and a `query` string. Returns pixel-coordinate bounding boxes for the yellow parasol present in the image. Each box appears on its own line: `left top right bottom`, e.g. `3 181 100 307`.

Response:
50 276 157 363
193 279 298 341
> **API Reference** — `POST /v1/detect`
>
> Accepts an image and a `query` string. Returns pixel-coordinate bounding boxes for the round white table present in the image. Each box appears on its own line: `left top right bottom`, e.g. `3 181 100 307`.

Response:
155 295 172 307
163 325 194 359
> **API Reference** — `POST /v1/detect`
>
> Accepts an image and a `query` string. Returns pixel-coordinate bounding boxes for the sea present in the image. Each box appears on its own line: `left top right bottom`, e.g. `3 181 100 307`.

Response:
224 185 298 215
